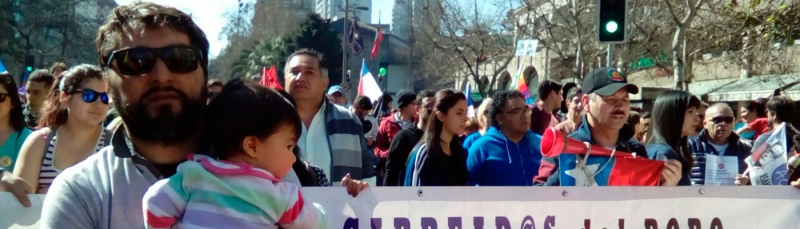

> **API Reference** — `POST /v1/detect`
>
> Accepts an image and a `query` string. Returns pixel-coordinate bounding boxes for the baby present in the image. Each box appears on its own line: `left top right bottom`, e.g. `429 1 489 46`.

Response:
142 79 328 229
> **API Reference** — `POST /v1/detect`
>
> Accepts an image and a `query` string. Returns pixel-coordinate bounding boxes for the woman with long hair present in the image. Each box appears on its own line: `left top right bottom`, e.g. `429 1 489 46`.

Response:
646 90 702 186
462 98 493 150
0 73 33 171
13 64 112 193
405 89 469 186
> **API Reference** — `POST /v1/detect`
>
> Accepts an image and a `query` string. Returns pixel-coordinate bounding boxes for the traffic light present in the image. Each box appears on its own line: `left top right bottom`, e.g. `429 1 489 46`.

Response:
598 0 626 43
24 54 35 73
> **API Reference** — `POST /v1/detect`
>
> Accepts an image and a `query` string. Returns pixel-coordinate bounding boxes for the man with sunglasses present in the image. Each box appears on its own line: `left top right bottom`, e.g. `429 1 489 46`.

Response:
18 3 211 229
468 90 542 186
688 103 752 186
384 90 435 186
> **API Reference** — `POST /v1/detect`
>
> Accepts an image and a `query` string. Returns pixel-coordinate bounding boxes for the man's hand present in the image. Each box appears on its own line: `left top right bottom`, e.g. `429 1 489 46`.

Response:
791 178 800 189
735 174 750 186
660 159 683 186
366 137 374 147
0 171 33 207
341 173 369 197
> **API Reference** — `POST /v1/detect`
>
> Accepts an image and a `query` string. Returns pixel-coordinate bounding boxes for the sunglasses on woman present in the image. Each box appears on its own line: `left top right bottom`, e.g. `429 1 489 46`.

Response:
102 45 203 76
71 89 109 104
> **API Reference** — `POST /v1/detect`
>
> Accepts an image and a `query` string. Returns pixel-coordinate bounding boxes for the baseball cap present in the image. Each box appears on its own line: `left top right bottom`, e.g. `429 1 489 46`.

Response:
582 67 639 96
327 85 344 96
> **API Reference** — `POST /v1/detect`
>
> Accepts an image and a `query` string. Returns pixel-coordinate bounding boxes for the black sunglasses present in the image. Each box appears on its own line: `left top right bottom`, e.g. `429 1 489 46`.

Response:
0 93 8 103
103 45 203 76
71 89 109 104
710 116 734 124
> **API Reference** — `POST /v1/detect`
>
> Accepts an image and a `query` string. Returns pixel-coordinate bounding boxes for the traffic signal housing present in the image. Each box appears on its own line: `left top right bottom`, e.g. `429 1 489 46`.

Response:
598 0 627 43
24 55 35 73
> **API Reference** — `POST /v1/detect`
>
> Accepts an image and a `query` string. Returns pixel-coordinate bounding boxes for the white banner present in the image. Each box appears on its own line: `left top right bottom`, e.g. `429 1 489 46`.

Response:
3 187 800 228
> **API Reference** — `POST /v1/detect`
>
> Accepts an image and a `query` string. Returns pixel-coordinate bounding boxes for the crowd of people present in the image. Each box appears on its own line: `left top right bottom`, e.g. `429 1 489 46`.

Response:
0 2 799 229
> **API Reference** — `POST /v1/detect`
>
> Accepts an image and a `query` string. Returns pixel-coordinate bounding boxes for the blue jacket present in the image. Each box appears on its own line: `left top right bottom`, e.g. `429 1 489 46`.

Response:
467 127 542 186
462 131 483 150
688 130 751 185
646 143 691 186
539 115 647 186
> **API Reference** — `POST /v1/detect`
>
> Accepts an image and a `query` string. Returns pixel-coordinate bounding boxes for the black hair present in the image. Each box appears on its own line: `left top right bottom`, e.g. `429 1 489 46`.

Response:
538 80 562 100
416 90 435 105
38 64 105 128
0 73 26 132
641 111 651 119
628 111 641 127
560 82 578 113
566 87 582 102
647 90 701 173
743 100 768 118
422 89 467 151
488 90 525 127
206 79 302 160
284 48 327 74
766 96 795 123
354 96 373 110
28 70 56 88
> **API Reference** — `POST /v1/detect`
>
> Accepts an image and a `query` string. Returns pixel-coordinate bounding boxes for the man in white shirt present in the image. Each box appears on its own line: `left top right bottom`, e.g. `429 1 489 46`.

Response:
284 49 377 185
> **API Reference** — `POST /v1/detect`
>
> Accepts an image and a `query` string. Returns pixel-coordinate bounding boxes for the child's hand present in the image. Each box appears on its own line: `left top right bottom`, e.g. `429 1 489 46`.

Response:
341 173 369 197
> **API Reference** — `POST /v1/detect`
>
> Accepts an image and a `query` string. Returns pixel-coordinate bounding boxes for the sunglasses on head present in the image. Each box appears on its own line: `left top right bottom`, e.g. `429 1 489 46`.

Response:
103 45 202 76
710 116 734 124
70 89 109 104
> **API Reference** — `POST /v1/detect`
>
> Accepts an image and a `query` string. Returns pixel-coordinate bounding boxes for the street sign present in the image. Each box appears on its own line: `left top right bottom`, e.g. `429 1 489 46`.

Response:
515 39 540 57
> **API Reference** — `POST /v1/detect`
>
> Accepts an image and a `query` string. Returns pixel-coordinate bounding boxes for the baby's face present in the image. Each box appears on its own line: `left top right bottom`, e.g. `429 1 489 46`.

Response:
255 125 298 179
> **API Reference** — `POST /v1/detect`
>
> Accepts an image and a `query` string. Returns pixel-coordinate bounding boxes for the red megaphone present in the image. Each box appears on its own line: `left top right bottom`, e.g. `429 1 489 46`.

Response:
540 128 633 158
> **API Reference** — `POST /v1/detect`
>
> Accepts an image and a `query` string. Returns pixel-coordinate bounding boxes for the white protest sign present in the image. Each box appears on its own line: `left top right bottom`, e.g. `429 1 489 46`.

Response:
746 123 790 185
705 154 739 186
4 187 800 228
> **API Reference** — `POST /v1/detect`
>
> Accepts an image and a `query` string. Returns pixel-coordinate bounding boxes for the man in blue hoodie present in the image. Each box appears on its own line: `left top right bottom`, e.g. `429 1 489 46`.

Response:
467 90 543 186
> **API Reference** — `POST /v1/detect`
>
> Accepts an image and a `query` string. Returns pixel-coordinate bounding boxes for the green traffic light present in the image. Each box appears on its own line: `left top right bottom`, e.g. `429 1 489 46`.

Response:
26 66 32 72
605 21 619 33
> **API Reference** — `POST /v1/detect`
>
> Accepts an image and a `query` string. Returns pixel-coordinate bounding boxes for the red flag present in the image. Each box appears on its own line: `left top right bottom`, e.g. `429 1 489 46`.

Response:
370 28 384 60
260 66 283 90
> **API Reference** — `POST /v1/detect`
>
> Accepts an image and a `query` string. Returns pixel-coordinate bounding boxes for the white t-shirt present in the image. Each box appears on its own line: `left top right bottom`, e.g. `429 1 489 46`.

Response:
709 142 729 156
299 104 332 181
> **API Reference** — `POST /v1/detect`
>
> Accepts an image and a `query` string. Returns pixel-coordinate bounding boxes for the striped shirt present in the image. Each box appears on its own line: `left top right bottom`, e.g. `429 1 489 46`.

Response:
143 154 329 229
38 129 108 192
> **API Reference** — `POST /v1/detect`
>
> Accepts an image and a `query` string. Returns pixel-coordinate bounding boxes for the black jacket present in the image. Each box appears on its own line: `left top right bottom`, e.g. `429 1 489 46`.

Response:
383 125 424 186
688 130 752 185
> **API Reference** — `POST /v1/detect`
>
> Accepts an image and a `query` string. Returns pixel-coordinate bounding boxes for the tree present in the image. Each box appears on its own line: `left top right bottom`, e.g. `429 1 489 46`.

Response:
227 13 343 85
416 0 516 97
278 13 343 86
2 0 109 77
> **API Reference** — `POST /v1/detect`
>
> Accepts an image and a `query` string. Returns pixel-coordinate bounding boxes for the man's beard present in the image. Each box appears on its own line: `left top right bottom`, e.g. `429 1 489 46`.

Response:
114 86 206 146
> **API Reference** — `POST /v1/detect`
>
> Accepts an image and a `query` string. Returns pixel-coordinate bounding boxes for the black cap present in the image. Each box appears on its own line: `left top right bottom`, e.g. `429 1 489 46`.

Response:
582 67 639 96
396 90 417 109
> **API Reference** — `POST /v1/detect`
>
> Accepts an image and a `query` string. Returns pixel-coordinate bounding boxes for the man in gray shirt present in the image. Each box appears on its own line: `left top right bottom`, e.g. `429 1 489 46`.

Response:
15 2 209 229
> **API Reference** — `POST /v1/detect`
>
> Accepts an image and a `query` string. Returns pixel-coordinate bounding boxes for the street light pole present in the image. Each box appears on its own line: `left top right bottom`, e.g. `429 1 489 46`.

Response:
341 0 349 93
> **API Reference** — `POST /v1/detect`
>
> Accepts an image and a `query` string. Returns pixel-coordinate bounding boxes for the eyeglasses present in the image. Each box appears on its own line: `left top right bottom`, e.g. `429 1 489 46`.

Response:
103 45 203 76
503 107 532 115
71 89 109 104
0 93 8 103
710 116 734 124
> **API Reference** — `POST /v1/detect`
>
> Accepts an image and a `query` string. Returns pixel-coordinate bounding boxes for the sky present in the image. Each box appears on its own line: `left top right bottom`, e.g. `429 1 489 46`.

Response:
112 0 505 59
